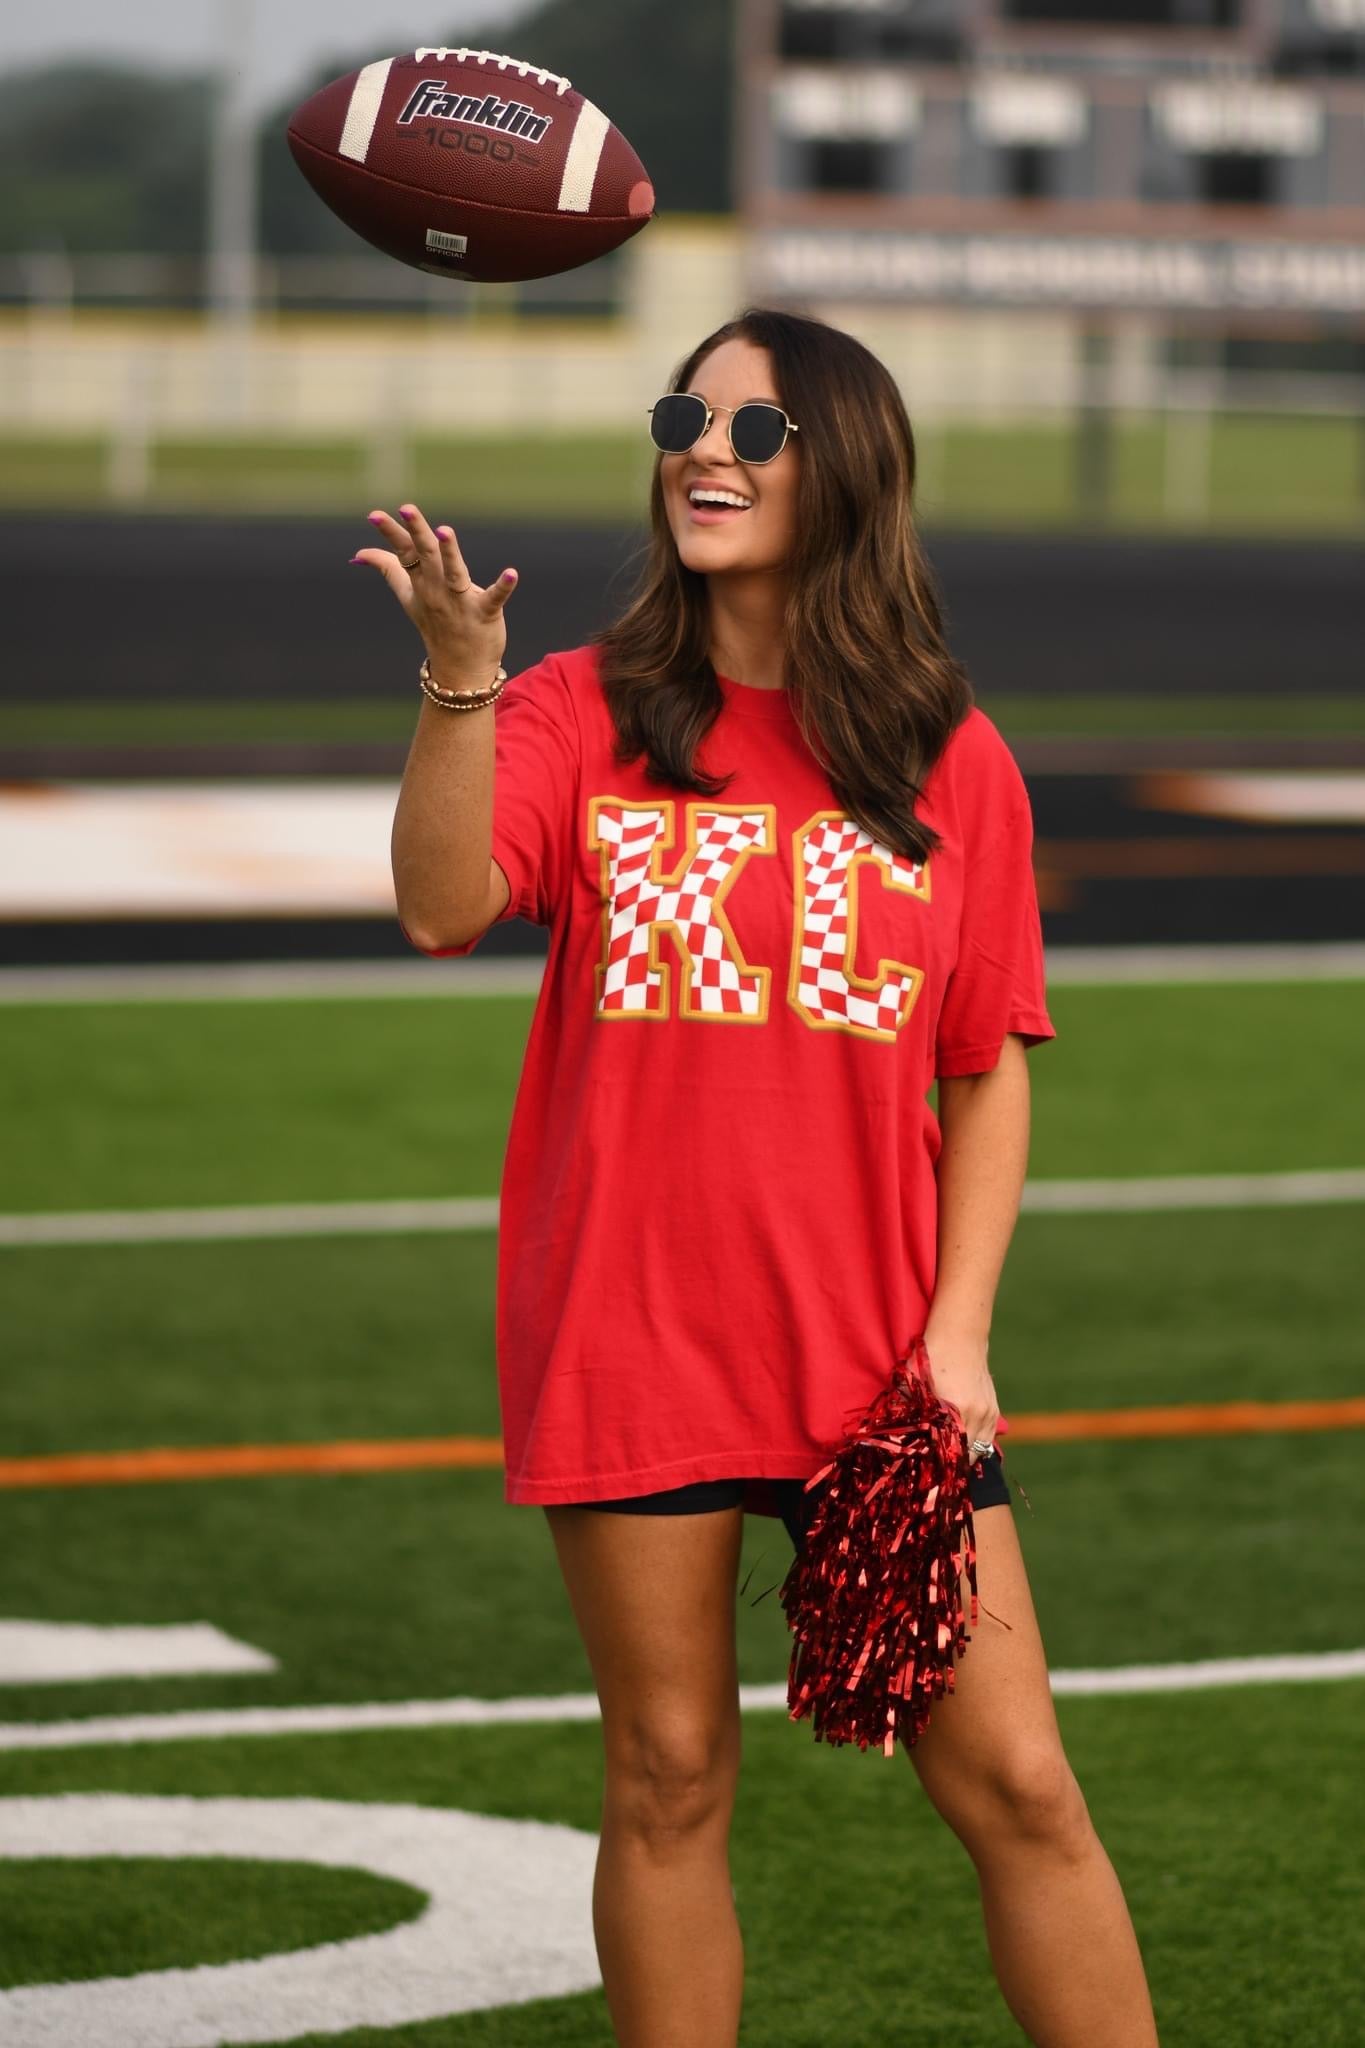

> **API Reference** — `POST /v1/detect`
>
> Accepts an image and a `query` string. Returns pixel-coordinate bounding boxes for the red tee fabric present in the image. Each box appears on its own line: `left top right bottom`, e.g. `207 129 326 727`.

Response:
401 645 1055 1516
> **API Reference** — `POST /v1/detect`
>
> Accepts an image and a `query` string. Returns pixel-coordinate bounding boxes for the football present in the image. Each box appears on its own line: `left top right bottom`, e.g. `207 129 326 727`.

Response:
286 45 656 284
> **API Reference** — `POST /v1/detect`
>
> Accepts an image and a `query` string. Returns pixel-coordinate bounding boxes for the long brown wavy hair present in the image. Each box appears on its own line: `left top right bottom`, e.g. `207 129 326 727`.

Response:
591 305 975 864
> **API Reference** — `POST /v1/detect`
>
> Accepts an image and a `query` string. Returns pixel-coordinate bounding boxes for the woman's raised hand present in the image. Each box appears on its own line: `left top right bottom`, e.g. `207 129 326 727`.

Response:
351 502 517 687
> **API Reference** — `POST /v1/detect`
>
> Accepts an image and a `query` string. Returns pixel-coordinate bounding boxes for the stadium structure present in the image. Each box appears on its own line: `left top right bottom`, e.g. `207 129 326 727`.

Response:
737 0 1365 353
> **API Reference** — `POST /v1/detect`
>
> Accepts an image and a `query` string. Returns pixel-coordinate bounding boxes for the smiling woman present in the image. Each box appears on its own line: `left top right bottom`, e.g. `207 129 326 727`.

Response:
375 303 1160 2048
595 305 973 860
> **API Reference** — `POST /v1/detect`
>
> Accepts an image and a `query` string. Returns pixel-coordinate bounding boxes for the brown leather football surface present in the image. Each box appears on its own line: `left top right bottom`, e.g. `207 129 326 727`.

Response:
287 45 656 284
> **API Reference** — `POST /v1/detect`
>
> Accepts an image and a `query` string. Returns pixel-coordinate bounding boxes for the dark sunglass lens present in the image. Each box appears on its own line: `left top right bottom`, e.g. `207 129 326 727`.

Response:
649 393 707 453
731 404 787 464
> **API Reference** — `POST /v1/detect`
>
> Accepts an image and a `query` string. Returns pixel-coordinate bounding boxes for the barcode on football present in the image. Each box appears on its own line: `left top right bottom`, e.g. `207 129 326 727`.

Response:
425 228 469 259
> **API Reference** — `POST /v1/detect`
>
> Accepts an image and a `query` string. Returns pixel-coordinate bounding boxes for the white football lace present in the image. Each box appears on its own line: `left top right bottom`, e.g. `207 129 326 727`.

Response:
413 47 573 95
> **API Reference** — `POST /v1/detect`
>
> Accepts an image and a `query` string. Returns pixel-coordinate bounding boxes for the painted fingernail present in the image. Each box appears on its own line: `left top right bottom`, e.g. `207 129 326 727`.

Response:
367 513 384 525
399 506 415 520
348 556 364 565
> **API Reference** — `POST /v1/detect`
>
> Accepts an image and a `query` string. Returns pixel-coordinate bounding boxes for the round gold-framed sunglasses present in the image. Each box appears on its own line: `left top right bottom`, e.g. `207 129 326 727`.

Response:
647 392 800 466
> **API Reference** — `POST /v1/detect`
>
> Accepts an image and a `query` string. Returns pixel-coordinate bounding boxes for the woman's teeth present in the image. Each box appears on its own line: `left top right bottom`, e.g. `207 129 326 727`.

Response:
688 489 753 520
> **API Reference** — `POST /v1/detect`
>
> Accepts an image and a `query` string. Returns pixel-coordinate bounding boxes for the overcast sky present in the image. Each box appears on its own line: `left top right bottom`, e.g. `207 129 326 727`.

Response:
0 0 539 109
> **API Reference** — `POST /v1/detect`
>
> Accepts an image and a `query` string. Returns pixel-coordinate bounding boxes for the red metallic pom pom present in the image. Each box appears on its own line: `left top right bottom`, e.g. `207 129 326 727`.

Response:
780 1336 1000 1758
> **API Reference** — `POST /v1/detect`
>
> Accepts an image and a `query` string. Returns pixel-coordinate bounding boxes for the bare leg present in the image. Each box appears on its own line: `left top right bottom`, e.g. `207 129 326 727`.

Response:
907 1504 1160 2047
545 1502 747 2048
974 1816 1159 2047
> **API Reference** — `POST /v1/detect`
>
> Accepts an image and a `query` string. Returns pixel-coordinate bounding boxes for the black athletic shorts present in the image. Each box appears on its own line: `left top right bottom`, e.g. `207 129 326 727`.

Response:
574 1449 1011 1554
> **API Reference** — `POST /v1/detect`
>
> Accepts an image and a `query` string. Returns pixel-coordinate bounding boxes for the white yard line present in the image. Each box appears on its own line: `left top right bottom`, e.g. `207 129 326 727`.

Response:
0 941 1363 1005
0 1794 601 2040
2 1170 1361 1248
1041 941 1365 984
0 1649 1361 1752
0 958 546 1004
0 1622 275 1687
1019 1168 1365 1213
0 1197 501 1247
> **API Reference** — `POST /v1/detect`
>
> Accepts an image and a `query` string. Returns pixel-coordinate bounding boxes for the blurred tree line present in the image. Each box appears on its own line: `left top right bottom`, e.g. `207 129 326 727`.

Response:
0 65 213 254
0 0 734 258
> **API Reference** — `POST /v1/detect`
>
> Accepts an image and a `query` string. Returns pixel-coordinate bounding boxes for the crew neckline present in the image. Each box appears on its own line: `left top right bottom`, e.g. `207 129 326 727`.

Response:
716 671 794 720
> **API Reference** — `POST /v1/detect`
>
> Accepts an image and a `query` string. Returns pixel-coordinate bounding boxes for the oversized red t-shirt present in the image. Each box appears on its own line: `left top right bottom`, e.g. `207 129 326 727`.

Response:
402 644 1055 1517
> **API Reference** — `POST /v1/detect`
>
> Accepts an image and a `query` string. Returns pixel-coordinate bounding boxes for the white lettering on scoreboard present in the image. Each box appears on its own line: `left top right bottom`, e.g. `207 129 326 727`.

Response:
1151 82 1323 157
1310 0 1365 28
754 230 1365 313
774 69 920 139
971 75 1088 149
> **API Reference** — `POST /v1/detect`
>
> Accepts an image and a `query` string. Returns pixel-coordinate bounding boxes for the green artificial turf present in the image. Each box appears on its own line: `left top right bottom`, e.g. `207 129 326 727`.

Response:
0 1422 1358 1728
3 414 1363 535
1 1200 1362 1718
1 690 1361 750
0 1857 422 1988
0 1234 498 1456
0 992 536 1213
0 982 1360 1217
0 700 421 747
1023 981 1365 1178
0 1689 1359 2046
985 692 1365 737
0 431 656 523
0 1205 1360 1454
1 973 1361 2045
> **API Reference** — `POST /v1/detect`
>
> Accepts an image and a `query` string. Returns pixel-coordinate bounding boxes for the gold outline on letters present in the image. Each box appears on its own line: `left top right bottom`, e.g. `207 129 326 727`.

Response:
588 796 776 1023
787 808 930 1043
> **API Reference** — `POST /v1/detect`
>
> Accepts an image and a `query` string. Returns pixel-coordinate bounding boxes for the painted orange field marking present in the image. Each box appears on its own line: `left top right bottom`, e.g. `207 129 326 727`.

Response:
3 1398 1364 1490
0 1437 506 1490
1036 835 1365 878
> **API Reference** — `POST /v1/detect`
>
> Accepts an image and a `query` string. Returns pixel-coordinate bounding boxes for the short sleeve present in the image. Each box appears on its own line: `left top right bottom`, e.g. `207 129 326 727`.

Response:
933 790 1056 1079
399 652 579 958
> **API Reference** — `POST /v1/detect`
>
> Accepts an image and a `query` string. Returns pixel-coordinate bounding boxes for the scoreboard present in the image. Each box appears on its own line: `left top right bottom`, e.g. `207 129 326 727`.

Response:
739 0 1365 317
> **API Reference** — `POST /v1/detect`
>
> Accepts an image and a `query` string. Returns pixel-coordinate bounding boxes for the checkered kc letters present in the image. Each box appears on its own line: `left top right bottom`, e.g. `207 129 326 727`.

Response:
589 798 930 1042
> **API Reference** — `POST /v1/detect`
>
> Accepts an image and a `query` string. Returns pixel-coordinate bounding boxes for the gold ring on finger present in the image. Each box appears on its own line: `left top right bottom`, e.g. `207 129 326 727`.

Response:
400 554 421 571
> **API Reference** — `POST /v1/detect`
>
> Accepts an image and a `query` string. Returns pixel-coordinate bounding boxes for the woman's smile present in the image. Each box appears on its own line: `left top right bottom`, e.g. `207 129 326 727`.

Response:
661 337 798 573
681 475 758 526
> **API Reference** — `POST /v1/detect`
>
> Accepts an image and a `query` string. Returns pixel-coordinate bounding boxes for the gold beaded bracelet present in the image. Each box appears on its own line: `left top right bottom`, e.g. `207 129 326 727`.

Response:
419 655 508 711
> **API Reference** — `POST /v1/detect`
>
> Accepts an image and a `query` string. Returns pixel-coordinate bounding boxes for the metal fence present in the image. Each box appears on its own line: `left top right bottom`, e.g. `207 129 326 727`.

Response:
2 236 1362 530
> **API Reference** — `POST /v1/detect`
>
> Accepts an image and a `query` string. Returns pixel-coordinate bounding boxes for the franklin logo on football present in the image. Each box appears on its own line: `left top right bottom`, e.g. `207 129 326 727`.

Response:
397 79 554 145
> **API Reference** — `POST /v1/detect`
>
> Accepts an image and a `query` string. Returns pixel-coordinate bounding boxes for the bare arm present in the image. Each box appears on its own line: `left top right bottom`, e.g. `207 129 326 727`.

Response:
921 1033 1033 1450
352 501 516 951
391 691 510 949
